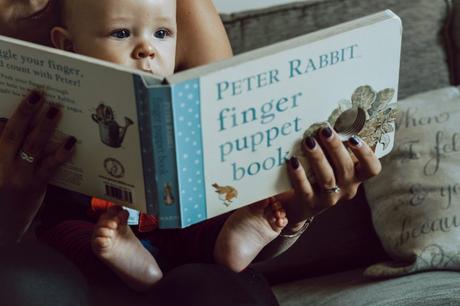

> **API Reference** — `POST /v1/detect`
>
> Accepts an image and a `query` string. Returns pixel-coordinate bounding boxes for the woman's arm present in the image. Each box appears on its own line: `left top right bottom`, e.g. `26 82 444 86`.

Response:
0 0 59 46
176 0 233 71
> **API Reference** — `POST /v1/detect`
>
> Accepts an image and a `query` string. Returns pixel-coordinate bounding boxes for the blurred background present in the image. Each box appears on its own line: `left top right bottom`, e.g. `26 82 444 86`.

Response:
212 0 300 13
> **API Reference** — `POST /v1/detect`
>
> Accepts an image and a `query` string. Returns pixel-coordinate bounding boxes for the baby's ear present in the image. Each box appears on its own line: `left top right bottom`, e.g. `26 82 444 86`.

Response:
50 27 74 52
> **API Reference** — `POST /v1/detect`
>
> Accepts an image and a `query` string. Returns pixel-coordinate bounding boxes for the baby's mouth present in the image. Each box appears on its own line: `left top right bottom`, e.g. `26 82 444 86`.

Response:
140 62 152 73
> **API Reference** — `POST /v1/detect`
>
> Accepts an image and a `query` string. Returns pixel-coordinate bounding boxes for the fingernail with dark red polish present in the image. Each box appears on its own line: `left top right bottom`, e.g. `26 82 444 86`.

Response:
47 107 59 119
349 135 362 147
0 117 8 123
321 127 333 139
304 137 316 150
28 91 42 105
65 136 77 150
290 156 300 170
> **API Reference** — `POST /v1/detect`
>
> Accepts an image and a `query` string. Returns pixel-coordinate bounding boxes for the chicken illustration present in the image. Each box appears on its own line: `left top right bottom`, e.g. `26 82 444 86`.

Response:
212 183 238 207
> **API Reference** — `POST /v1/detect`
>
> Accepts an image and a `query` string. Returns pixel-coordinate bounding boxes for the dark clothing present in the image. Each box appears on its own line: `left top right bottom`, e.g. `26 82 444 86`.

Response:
0 241 278 306
38 186 228 267
29 186 279 306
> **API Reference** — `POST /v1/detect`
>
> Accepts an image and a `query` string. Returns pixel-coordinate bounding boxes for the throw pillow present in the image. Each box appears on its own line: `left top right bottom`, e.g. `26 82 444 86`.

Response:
363 86 460 278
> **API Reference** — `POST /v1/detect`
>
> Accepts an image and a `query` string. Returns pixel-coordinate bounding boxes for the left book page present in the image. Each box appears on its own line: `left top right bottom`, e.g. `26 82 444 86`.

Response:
0 35 160 214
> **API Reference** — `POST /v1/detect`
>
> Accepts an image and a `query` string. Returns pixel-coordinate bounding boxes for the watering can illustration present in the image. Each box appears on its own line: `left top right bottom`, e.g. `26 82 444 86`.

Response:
92 104 134 148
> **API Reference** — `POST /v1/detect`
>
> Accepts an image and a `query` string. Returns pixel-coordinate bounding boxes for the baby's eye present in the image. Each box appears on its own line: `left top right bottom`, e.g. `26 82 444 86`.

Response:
110 29 131 39
154 29 169 39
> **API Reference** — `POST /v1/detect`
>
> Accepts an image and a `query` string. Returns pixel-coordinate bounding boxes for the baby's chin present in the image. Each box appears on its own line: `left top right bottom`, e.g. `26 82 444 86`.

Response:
136 65 174 77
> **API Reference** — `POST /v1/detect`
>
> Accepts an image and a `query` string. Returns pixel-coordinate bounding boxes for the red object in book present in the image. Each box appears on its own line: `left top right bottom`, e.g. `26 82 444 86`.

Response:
88 197 115 219
138 213 158 232
89 197 157 232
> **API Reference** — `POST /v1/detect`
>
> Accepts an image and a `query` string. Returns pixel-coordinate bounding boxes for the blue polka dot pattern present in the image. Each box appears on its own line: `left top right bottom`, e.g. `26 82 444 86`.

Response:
172 80 207 226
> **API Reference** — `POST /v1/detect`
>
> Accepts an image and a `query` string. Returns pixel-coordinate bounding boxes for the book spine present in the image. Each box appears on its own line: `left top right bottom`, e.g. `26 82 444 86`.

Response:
150 85 181 228
170 80 207 227
133 75 158 216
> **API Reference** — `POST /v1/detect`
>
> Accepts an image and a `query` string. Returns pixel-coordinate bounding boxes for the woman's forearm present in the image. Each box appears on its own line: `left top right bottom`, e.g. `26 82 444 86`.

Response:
176 0 233 70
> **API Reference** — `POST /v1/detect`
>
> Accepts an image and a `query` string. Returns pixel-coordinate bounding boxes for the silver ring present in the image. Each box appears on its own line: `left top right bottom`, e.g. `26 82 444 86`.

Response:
19 151 35 163
323 186 341 194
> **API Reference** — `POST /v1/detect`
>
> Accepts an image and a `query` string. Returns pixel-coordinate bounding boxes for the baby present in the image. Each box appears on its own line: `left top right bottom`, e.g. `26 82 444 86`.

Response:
51 0 288 291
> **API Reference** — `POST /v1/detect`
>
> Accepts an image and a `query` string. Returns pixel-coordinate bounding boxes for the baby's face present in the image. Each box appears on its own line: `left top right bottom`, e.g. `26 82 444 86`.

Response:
62 0 176 77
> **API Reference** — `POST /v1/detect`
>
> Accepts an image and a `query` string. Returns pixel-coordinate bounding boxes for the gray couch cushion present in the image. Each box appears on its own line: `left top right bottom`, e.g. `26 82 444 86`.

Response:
273 268 460 306
222 0 452 99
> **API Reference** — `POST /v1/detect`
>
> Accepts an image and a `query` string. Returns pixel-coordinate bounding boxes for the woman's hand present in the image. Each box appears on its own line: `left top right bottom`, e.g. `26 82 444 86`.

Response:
0 91 76 244
278 126 382 233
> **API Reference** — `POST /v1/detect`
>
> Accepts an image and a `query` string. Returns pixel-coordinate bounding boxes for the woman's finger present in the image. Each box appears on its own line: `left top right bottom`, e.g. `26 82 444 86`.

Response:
317 127 355 184
36 136 77 184
302 135 337 195
17 106 61 168
286 156 316 209
347 135 382 181
0 91 44 163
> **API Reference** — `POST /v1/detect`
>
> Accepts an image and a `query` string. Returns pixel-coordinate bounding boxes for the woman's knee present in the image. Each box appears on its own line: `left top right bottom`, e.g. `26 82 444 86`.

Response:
0 240 90 306
150 263 278 306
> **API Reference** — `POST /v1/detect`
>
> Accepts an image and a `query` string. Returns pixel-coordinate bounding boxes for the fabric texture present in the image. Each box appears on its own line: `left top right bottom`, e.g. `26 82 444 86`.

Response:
90 264 279 306
272 268 460 306
222 0 452 100
364 86 460 278
452 0 460 84
0 240 90 306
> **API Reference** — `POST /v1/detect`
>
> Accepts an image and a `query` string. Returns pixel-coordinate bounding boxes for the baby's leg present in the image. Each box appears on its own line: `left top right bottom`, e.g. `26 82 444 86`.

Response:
213 198 288 272
92 206 162 291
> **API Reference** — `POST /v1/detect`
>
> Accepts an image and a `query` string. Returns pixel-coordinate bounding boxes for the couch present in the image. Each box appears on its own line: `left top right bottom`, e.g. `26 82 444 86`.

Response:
221 0 460 305
2 0 460 305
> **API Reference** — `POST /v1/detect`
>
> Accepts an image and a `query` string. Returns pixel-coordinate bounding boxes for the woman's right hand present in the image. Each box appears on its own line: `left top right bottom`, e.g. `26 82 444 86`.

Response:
0 91 76 245
279 127 382 234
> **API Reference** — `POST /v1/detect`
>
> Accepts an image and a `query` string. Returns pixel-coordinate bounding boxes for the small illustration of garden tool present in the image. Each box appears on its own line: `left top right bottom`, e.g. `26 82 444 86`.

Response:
92 103 134 148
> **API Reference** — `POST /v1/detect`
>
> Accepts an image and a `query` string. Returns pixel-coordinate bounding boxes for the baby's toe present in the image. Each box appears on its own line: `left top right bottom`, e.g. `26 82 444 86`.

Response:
92 236 112 251
116 210 130 224
94 226 114 239
274 208 286 219
276 217 288 229
266 211 287 232
270 200 282 211
97 217 119 230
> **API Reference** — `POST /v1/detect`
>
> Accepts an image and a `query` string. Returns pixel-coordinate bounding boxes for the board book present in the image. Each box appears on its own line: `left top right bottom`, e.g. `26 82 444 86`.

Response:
0 10 402 228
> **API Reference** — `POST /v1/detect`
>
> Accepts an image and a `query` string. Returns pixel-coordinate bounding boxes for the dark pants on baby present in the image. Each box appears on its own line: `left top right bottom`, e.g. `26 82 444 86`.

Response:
29 187 279 306
0 240 278 306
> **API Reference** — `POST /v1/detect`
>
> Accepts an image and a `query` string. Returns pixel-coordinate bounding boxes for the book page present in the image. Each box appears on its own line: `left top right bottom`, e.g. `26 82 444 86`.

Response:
0 36 152 211
194 16 401 220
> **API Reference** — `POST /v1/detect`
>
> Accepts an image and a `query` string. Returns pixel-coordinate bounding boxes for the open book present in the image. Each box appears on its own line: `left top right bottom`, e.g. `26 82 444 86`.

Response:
0 10 402 228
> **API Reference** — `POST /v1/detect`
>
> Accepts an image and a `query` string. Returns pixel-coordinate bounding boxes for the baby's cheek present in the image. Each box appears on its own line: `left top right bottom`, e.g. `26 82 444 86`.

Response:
154 52 176 77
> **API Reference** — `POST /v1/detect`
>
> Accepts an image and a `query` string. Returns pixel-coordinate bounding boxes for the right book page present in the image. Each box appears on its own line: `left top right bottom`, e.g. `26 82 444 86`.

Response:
169 11 402 225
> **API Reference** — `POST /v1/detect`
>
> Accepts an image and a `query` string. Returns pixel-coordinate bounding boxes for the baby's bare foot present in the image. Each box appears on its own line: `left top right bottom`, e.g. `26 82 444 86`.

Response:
214 198 288 272
91 206 162 291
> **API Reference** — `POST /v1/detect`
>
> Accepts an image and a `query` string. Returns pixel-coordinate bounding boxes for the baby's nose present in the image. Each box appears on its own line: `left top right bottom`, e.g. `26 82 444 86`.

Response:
133 42 155 59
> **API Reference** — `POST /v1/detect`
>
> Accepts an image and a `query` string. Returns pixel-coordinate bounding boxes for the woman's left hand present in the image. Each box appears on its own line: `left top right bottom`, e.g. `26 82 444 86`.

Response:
277 126 382 232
